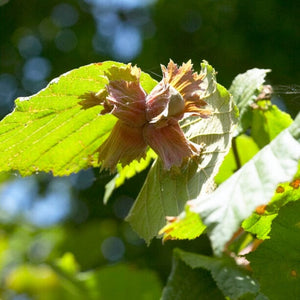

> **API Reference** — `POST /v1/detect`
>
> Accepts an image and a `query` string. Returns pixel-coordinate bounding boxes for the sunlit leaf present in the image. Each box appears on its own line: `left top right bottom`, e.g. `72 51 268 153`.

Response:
242 163 300 239
247 201 300 299
215 134 260 184
229 68 270 133
159 206 206 241
251 102 293 148
190 113 300 255
0 62 157 176
127 69 238 243
242 214 277 241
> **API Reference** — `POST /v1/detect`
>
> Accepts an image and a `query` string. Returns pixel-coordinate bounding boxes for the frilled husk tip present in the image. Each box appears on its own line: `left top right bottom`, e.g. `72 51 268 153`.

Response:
94 60 212 172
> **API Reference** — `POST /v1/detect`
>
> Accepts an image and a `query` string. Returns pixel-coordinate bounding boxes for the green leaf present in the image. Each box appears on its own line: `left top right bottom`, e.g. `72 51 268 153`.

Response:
242 164 300 240
242 213 277 241
251 102 293 148
247 201 300 300
215 134 260 184
159 206 206 241
175 249 260 300
127 72 238 243
190 113 300 255
229 68 270 133
0 61 157 176
161 252 224 300
127 159 196 244
82 264 162 300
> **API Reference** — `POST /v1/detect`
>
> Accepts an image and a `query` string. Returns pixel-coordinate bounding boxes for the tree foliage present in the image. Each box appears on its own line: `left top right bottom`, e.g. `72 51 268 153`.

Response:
0 60 299 299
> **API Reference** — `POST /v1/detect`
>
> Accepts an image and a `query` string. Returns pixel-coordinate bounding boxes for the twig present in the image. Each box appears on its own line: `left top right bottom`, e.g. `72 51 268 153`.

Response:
232 137 241 170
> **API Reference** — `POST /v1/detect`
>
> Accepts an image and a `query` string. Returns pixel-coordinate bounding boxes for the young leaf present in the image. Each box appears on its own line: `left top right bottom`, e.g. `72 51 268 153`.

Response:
229 68 270 134
175 249 261 300
127 80 238 244
242 213 277 241
251 102 293 148
247 201 300 300
159 206 206 242
161 252 224 300
242 164 300 239
215 134 260 184
0 62 157 176
190 113 300 256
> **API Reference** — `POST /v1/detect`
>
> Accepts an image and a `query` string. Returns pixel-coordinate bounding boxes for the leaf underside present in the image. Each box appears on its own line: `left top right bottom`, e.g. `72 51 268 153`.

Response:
191 113 300 256
242 164 300 240
229 68 270 133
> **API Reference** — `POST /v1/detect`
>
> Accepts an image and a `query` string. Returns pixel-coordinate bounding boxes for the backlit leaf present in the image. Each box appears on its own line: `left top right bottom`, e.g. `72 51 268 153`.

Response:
242 163 300 240
229 68 270 134
215 134 260 184
159 206 206 242
251 102 293 148
191 114 300 255
0 62 157 176
190 113 300 255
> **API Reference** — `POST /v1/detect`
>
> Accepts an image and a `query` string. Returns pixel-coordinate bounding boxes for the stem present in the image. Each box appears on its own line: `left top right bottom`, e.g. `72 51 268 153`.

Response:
232 137 241 170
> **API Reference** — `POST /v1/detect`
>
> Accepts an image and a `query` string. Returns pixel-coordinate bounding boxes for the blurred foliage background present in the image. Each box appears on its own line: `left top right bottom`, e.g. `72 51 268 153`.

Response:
0 0 299 299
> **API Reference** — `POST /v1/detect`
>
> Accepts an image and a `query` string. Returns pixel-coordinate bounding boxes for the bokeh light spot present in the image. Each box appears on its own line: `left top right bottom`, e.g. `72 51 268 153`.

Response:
18 35 42 58
85 0 156 9
25 179 71 227
112 25 141 61
101 236 125 262
113 195 134 219
39 18 59 40
0 74 18 104
69 169 95 191
28 237 55 263
51 3 79 27
96 12 119 37
21 79 48 94
92 34 108 54
55 29 78 52
0 177 37 219
23 57 52 81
